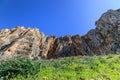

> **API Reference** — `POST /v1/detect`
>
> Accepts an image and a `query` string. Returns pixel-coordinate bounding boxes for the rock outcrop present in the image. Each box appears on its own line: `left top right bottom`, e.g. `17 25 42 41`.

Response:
0 9 120 60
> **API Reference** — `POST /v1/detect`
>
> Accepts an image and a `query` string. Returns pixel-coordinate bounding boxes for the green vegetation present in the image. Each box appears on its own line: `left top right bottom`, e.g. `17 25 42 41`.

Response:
1 54 120 80
0 58 41 80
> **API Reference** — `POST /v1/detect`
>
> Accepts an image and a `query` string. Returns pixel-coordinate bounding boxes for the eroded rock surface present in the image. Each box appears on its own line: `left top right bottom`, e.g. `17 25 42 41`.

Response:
0 9 120 60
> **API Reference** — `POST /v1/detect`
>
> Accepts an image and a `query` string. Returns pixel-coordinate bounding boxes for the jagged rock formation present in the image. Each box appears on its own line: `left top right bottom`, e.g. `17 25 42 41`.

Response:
0 9 120 60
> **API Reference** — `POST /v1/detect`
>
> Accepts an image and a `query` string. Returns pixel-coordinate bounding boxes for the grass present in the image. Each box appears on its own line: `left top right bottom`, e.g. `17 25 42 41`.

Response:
1 54 120 80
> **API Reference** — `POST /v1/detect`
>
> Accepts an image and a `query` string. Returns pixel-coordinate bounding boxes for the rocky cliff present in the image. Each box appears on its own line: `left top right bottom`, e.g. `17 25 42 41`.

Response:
0 9 120 60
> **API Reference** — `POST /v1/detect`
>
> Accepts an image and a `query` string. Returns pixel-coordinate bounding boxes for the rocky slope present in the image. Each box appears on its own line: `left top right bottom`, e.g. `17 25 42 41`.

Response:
0 9 120 60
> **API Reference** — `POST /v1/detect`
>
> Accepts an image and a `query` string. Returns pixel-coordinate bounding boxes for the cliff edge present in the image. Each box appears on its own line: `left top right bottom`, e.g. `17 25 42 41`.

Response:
0 9 120 60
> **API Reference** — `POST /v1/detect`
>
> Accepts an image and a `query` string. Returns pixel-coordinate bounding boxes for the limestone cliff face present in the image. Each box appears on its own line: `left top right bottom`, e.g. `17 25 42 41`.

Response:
0 9 120 60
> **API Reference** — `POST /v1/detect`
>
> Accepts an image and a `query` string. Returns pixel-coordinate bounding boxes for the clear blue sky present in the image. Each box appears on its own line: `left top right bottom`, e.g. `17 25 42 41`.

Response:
0 0 120 37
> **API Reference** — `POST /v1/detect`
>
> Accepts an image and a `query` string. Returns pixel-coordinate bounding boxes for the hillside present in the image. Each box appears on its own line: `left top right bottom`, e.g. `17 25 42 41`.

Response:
0 54 120 80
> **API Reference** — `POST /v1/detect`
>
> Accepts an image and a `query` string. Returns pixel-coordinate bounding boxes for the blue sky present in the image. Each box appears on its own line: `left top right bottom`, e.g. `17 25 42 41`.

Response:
0 0 120 37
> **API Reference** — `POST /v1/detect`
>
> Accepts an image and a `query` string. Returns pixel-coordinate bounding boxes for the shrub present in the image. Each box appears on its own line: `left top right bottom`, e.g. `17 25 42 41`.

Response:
0 58 41 79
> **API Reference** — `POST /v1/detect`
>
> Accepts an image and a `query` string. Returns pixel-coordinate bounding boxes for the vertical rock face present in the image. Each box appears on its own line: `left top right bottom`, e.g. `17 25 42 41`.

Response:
94 9 120 54
0 9 120 60
0 27 41 60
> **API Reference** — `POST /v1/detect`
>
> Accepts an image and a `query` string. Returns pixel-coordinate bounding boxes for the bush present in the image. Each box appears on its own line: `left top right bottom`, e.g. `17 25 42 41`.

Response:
0 58 41 79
